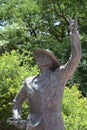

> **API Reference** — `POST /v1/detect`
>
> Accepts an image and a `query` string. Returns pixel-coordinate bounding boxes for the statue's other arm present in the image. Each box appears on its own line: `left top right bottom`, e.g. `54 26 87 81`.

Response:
12 82 27 120
59 18 82 85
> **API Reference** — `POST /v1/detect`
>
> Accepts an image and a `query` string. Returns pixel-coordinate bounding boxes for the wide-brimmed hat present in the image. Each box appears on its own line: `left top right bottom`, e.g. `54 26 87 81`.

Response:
34 49 60 71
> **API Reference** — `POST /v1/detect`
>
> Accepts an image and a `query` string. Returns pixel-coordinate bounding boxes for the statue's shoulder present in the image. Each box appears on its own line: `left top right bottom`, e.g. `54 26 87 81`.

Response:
25 76 36 87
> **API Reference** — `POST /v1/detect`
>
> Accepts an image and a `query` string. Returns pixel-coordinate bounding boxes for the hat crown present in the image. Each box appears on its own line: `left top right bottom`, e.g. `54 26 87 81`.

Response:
34 49 60 71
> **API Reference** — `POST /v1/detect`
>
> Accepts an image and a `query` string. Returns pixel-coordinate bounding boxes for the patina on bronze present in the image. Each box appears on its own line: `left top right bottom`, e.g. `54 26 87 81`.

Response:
7 18 81 130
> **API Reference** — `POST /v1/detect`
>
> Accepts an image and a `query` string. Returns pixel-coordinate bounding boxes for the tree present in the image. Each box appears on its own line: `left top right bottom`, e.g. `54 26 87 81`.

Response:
0 0 41 53
0 0 87 93
0 0 87 51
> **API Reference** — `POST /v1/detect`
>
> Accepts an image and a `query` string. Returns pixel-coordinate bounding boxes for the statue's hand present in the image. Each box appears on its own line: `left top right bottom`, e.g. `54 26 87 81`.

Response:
68 17 78 34
7 117 18 125
7 117 27 129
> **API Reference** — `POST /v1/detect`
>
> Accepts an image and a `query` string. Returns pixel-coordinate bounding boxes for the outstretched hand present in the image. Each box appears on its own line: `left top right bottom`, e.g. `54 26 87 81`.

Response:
68 17 78 34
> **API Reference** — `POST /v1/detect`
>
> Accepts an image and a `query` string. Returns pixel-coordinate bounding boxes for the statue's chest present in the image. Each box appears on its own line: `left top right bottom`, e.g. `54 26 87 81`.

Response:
26 74 61 113
32 75 51 92
31 74 58 102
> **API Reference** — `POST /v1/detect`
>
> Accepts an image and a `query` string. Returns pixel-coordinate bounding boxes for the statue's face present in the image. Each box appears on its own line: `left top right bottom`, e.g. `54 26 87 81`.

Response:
35 53 53 68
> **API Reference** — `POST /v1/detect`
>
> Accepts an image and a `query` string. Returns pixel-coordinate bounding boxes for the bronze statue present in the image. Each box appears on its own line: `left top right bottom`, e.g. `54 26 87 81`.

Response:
7 18 81 130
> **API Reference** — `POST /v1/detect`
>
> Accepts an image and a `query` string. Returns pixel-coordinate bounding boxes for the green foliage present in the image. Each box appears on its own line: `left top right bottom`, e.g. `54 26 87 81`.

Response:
0 50 38 130
0 0 39 20
0 0 41 53
76 40 87 95
63 85 87 130
0 0 87 51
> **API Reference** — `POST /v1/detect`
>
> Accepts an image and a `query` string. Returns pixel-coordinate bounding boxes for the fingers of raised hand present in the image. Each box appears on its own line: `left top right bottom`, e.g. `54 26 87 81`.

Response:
68 17 78 33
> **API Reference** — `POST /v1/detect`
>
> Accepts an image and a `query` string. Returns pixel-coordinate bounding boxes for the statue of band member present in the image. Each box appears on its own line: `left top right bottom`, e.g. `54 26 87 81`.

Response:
7 18 81 130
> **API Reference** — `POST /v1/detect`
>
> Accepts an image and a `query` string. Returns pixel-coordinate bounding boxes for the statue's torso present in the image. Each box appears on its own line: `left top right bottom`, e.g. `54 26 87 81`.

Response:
25 70 65 130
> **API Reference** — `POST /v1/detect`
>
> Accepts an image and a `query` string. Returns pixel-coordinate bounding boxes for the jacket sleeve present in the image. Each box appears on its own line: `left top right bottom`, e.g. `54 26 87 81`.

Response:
58 32 82 85
12 81 27 119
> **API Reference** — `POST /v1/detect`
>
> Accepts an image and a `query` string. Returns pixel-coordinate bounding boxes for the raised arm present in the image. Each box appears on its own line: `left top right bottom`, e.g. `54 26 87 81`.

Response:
59 18 82 85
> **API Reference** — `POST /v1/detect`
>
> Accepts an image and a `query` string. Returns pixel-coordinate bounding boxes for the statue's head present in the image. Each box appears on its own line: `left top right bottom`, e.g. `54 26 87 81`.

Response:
34 49 60 71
